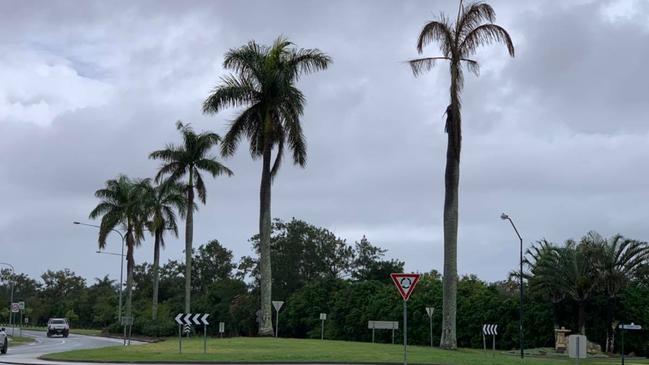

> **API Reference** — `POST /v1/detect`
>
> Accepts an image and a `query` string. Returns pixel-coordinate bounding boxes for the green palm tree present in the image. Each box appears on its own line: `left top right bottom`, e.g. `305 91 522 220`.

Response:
409 1 514 349
581 232 648 352
142 180 187 320
202 36 331 335
149 121 232 313
525 239 566 329
89 175 149 322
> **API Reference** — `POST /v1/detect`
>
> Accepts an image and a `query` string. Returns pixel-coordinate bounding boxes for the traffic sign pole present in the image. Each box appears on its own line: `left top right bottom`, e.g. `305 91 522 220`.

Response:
403 300 407 365
390 273 421 365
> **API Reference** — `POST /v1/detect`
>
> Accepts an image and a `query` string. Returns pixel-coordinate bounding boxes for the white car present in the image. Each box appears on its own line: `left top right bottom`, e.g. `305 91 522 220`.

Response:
0 327 7 354
47 318 69 338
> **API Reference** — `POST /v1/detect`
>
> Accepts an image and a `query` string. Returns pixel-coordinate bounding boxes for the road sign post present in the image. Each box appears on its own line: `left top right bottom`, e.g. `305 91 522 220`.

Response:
175 313 210 353
219 322 225 338
320 313 327 340
425 307 434 347
390 273 421 365
482 324 498 356
619 323 642 365
272 301 284 338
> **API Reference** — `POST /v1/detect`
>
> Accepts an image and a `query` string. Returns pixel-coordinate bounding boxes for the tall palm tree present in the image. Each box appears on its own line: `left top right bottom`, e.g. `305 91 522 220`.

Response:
89 175 149 322
149 121 232 313
582 232 648 352
142 180 187 320
202 36 331 335
409 1 514 349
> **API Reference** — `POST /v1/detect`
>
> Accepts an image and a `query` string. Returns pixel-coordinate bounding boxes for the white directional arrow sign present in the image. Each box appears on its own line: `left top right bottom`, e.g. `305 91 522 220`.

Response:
192 313 202 325
201 314 209 325
482 324 498 335
175 313 184 325
183 313 193 325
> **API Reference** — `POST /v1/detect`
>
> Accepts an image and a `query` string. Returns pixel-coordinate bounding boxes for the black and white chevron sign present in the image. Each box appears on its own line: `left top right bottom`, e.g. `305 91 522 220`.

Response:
175 313 210 326
482 324 498 335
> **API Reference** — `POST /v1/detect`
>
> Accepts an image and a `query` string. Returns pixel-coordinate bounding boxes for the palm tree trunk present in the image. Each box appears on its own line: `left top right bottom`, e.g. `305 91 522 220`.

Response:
258 138 274 336
605 296 616 353
440 62 462 350
185 171 194 314
578 302 586 335
152 230 161 320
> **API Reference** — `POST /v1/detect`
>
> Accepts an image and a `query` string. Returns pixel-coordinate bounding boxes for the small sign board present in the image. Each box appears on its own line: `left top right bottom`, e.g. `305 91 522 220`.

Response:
368 320 399 330
320 313 327 320
390 273 421 301
568 335 587 359
619 323 642 330
219 322 225 333
121 316 134 325
18 301 25 310
272 301 284 311
10 303 19 313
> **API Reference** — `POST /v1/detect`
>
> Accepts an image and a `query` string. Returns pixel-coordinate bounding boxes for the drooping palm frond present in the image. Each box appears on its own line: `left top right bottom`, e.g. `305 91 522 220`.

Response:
416 18 454 56
460 23 515 57
409 56 451 77
457 2 496 37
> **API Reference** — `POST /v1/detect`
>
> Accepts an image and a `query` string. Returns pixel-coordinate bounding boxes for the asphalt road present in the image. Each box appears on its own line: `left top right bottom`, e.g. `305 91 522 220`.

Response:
0 329 126 364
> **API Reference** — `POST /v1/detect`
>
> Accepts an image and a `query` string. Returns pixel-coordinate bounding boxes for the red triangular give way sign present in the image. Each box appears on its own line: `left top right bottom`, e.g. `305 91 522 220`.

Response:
390 273 421 301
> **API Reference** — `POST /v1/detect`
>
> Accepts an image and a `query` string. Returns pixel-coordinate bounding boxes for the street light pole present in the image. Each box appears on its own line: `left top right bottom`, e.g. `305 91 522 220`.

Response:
0 262 15 336
73 221 125 322
501 213 524 359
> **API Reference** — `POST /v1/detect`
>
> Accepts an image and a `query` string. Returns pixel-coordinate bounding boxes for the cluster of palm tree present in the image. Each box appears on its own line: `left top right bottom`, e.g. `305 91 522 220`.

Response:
525 232 649 352
89 122 231 322
89 37 331 335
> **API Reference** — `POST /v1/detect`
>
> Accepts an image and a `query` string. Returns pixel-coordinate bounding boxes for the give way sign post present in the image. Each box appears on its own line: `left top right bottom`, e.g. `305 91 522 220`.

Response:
390 273 421 365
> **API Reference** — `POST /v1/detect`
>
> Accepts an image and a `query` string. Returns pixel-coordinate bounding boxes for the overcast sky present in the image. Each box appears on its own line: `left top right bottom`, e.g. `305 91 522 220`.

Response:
1 0 648 284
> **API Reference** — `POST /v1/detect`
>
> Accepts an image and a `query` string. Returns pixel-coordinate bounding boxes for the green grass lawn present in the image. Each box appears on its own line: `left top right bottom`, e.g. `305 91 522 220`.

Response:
7 335 36 346
41 337 649 365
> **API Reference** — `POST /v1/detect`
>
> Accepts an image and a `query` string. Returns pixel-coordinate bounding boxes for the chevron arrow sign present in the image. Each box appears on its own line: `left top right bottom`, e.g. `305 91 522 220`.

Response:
176 313 210 326
482 324 498 335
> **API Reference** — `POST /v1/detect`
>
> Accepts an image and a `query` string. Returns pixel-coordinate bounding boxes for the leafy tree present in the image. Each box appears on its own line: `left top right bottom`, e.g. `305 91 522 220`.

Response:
409 0 514 349
351 236 404 282
192 240 236 293
203 37 331 335
87 276 117 326
149 121 232 313
89 175 150 323
246 219 353 300
142 180 186 320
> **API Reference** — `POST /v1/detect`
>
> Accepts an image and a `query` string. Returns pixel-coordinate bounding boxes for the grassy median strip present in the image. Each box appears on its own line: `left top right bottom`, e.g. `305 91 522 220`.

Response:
41 337 648 365
8 336 36 346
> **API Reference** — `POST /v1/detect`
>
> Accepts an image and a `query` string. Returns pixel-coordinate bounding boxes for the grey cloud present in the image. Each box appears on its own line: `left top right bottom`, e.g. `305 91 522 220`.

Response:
0 0 647 283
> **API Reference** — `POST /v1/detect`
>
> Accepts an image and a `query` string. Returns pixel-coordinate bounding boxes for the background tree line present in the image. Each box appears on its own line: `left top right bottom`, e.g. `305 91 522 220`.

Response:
1 220 647 355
